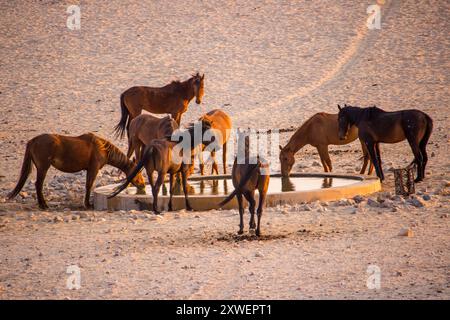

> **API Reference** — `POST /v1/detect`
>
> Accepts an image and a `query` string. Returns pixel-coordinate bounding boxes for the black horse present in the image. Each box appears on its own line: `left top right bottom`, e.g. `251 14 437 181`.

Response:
337 104 433 182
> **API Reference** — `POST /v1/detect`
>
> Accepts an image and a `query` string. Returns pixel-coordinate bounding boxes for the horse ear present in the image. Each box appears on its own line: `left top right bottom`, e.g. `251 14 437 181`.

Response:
337 104 342 111
279 145 283 151
201 73 205 80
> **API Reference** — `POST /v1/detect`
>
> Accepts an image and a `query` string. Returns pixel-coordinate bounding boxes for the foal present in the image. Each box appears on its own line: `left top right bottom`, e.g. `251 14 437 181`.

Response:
109 120 212 213
8 133 145 209
337 104 433 182
219 134 270 236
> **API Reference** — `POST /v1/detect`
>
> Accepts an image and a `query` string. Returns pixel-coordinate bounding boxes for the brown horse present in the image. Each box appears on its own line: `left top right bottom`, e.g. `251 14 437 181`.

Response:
279 112 373 176
8 133 145 209
114 73 205 138
219 134 270 237
109 119 212 213
198 109 232 175
127 114 179 162
337 104 433 182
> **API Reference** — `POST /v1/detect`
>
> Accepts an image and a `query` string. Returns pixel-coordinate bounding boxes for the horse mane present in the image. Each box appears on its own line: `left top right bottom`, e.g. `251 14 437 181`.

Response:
94 135 130 168
344 105 384 123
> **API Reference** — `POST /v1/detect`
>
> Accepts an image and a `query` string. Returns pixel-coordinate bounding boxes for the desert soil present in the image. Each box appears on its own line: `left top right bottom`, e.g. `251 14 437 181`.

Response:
0 0 449 299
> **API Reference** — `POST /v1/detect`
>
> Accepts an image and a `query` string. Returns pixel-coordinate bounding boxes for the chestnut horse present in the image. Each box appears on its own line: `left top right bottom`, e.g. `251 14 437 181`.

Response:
198 109 232 175
127 114 179 162
219 133 270 237
8 133 145 209
109 119 212 214
337 104 433 182
279 112 373 176
114 73 205 139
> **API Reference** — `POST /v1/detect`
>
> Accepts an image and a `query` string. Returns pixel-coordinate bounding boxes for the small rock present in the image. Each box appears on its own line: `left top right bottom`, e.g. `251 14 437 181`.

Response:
281 209 289 215
398 228 414 237
303 205 313 211
408 196 426 208
367 198 380 208
422 194 431 201
255 252 264 258
312 161 321 167
79 212 89 219
53 216 63 223
353 195 365 203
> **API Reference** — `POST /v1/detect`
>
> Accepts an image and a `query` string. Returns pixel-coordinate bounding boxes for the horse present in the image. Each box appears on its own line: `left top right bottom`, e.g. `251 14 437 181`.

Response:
109 119 212 214
197 109 232 175
7 133 145 209
126 114 179 162
279 112 373 176
337 104 433 182
114 73 205 139
219 134 270 237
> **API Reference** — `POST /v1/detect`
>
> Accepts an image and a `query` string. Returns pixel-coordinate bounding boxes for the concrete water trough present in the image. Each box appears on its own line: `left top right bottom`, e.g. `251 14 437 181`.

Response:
93 173 381 211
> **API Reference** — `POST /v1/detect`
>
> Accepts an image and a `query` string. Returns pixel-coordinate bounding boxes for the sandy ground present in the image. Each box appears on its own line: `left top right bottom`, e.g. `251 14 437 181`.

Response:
0 0 449 299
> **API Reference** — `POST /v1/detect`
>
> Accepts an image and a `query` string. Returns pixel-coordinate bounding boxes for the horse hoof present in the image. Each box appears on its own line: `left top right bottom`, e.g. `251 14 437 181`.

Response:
414 178 423 183
237 230 244 235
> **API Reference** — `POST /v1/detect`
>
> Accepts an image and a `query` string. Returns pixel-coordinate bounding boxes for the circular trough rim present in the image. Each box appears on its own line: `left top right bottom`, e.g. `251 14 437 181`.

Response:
93 172 381 211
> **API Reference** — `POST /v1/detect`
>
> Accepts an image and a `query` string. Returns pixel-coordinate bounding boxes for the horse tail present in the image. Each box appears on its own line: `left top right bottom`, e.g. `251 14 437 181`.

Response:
218 163 260 207
8 141 33 199
114 92 129 139
108 146 152 199
420 113 433 148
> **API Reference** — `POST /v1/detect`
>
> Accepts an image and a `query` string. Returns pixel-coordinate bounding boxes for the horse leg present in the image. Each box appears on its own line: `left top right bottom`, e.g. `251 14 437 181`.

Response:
375 143 384 181
365 140 383 181
419 143 428 181
84 166 99 209
244 191 256 231
406 135 424 182
168 173 174 211
256 184 267 237
181 169 193 211
210 150 219 175
152 172 164 214
222 142 227 174
35 164 50 209
317 145 331 172
237 193 244 235
126 137 134 159
198 147 205 175
173 113 182 126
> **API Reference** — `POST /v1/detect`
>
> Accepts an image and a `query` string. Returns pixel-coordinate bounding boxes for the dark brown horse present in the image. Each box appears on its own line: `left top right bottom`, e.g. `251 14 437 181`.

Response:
127 114 179 162
8 133 145 209
219 134 270 237
109 119 212 214
114 73 205 138
337 104 433 182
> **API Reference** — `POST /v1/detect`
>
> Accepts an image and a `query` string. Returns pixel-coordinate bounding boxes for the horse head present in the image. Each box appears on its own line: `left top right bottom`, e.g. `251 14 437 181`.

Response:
192 72 205 104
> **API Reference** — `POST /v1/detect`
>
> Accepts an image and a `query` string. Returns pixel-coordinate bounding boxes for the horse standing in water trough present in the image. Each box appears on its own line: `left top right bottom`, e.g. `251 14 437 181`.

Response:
109 119 212 214
197 109 232 175
126 114 179 162
279 112 373 176
7 133 145 209
337 104 433 182
219 135 270 237
114 73 205 138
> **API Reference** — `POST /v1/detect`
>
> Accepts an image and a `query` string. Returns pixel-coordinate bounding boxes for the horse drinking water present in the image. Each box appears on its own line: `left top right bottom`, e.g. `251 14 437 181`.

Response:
8 133 145 209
